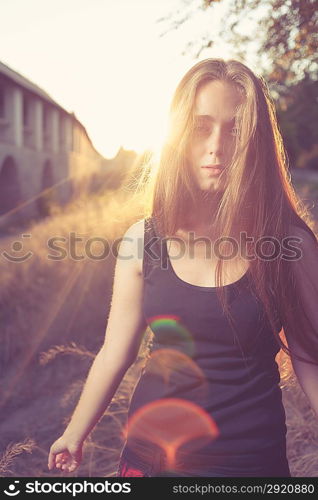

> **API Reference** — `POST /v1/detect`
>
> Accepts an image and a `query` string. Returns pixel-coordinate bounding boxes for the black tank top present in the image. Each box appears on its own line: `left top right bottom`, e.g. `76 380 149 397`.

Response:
119 216 290 477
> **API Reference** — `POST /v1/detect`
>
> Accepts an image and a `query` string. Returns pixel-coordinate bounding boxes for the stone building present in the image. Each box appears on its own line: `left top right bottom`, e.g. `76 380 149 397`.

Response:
0 61 104 227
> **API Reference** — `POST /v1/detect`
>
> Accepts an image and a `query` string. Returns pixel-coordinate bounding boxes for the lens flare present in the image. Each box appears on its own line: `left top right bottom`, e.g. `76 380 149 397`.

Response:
144 347 209 403
124 398 219 473
147 314 195 357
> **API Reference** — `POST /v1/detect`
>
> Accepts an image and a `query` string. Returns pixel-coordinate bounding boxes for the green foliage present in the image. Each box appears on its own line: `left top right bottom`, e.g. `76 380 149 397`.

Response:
276 75 318 167
203 0 318 85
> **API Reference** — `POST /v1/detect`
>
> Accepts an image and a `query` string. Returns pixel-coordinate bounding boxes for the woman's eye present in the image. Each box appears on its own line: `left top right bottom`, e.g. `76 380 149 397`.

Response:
230 127 239 136
193 125 210 135
192 124 240 138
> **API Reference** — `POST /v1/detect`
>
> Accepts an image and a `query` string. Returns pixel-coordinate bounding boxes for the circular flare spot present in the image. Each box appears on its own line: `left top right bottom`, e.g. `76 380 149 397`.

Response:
145 348 209 403
124 398 219 472
147 314 195 357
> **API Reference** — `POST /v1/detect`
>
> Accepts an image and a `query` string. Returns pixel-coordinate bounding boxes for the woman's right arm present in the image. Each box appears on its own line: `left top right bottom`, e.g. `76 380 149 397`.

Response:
48 219 148 471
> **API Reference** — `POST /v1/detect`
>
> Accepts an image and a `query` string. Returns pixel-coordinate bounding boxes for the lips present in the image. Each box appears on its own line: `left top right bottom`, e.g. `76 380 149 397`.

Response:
201 164 223 169
201 164 223 176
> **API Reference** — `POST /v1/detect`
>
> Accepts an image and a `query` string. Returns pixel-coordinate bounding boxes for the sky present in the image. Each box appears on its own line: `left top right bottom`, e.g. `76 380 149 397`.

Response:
0 0 265 158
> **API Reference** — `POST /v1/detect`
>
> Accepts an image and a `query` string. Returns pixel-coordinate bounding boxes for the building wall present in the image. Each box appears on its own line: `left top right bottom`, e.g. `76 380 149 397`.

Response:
0 78 102 228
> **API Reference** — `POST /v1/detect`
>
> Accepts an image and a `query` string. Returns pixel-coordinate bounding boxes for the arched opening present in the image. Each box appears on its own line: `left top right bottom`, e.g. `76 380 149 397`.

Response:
37 160 56 216
0 156 21 216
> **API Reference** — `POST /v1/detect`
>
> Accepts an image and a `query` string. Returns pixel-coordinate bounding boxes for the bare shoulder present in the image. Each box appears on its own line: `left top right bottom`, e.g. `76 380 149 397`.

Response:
122 218 145 239
119 218 145 276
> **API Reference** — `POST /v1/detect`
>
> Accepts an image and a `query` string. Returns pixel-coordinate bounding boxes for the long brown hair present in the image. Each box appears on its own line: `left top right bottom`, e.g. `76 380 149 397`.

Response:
131 58 318 368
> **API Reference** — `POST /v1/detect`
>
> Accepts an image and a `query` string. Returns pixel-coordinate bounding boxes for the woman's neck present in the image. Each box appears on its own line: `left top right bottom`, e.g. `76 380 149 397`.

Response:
182 190 221 236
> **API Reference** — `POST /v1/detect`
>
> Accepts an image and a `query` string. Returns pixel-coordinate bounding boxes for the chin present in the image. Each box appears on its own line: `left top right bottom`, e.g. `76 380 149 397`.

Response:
199 183 220 193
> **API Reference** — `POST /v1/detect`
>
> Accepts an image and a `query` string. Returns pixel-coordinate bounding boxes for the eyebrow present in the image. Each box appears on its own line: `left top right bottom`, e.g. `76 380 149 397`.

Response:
194 114 236 124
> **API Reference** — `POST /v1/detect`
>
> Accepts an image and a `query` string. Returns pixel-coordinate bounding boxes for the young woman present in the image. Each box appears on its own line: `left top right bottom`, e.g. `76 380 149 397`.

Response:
48 58 318 477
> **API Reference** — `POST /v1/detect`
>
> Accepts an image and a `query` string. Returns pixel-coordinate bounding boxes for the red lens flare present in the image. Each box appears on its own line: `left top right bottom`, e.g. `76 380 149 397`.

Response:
124 398 219 472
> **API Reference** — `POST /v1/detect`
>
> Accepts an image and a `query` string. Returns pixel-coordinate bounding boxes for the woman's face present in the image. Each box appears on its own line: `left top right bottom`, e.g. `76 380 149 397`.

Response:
187 79 243 193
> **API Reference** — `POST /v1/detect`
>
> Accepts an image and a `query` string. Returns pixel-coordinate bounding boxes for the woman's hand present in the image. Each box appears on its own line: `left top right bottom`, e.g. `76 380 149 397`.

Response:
48 436 83 473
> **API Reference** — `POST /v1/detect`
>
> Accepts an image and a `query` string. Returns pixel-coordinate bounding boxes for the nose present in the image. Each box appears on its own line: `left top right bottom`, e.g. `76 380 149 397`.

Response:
206 128 224 157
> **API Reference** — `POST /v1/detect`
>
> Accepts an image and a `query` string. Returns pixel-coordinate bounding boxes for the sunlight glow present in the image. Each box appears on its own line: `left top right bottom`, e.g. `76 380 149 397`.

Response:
0 0 261 157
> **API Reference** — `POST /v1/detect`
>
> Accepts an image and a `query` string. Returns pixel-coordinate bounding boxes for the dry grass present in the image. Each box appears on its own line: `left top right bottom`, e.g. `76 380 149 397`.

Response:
0 439 36 476
0 182 318 478
39 342 95 365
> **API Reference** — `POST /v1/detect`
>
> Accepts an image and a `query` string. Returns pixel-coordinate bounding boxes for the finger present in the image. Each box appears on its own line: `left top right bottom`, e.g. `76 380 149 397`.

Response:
56 453 66 464
48 452 56 470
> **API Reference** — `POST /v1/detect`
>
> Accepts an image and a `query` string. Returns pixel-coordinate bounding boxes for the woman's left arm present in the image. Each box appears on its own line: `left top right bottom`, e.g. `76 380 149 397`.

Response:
283 225 318 418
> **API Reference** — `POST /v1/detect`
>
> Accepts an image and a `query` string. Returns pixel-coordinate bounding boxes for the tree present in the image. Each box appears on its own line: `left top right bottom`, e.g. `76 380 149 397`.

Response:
276 74 318 167
157 0 318 87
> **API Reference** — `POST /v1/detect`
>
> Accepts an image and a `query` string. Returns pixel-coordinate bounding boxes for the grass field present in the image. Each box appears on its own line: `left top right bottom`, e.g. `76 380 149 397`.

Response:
0 176 318 478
